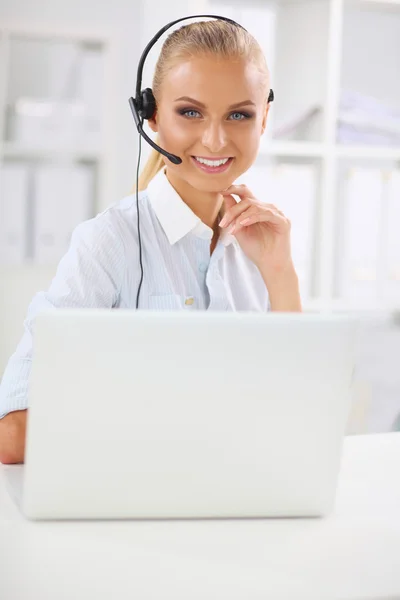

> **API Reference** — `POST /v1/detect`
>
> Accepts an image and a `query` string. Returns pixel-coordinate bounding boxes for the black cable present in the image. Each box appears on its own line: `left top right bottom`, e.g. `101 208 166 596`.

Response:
135 117 144 309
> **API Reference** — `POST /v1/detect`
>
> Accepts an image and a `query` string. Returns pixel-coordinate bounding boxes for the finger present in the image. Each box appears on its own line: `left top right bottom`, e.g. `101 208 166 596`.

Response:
221 184 255 201
238 207 282 226
237 206 264 224
236 211 289 233
229 211 284 235
219 194 236 226
264 203 285 216
219 198 252 228
220 192 236 211
227 208 259 235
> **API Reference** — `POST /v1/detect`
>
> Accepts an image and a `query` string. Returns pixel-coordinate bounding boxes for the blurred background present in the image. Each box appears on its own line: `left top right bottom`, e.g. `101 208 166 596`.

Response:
0 0 399 435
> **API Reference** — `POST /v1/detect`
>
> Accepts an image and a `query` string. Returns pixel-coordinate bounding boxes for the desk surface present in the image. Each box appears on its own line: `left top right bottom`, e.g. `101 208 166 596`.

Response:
1 433 400 600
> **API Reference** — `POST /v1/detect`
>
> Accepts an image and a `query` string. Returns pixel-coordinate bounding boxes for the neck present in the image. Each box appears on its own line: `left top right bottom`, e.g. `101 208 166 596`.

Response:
165 168 224 230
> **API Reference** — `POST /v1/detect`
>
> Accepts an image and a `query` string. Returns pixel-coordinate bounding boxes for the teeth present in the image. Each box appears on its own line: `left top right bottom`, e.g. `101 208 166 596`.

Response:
195 157 230 167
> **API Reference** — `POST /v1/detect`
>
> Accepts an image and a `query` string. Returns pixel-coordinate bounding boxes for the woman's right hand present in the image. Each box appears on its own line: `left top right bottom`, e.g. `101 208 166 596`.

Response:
0 409 27 464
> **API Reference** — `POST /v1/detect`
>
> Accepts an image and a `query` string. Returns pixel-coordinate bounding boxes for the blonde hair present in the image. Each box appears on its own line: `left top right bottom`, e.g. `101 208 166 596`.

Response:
135 19 269 192
135 136 165 192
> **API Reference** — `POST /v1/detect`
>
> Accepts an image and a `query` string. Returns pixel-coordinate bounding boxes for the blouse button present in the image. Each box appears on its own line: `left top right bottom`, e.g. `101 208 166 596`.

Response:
198 262 208 273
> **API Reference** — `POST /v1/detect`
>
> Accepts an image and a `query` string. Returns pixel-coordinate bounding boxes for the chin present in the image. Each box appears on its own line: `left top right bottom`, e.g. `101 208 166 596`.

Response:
190 174 235 193
189 164 243 189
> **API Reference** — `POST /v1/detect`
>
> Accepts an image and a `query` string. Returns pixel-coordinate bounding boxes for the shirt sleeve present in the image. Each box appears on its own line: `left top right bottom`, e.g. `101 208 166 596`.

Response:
0 214 125 419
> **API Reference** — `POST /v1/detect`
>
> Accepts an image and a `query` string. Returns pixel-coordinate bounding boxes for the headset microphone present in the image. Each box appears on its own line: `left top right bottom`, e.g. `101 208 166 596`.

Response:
128 97 182 164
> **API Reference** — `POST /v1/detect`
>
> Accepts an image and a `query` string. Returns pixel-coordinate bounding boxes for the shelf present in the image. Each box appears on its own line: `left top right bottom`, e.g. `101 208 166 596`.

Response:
0 264 57 290
1 24 112 44
0 265 59 283
303 298 400 314
260 142 400 161
350 0 400 10
1 142 103 162
335 145 400 160
260 140 325 158
0 263 58 273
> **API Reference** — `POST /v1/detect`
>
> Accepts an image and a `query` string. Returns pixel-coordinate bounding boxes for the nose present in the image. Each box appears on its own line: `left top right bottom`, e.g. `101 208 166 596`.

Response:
201 120 228 153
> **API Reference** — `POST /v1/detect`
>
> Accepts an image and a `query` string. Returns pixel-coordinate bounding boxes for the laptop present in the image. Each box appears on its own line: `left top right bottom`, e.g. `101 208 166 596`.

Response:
10 309 359 520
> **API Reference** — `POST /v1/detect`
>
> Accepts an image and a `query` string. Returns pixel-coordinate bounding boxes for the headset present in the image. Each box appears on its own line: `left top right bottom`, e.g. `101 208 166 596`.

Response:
128 15 275 308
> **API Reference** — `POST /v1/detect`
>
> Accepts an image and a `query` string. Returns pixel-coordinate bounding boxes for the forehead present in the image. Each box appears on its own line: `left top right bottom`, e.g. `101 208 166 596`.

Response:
160 56 267 104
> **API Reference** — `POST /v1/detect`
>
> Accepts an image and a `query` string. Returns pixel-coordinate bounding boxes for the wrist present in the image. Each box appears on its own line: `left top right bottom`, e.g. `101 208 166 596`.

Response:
260 263 302 312
259 260 297 287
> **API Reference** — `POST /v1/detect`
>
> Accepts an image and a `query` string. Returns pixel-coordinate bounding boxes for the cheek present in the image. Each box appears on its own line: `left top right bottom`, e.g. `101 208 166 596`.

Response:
231 126 261 174
158 115 194 147
236 124 262 155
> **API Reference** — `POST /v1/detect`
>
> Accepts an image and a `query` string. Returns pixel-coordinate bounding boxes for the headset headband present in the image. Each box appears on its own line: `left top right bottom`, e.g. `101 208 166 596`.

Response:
135 15 248 103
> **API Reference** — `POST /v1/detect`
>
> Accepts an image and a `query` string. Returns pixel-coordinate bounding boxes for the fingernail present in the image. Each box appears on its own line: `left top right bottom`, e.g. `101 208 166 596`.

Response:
219 216 228 227
228 224 236 234
240 218 250 225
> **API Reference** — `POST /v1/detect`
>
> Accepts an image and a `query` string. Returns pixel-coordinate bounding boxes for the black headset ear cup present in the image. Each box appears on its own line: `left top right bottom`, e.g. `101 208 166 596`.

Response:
140 88 157 120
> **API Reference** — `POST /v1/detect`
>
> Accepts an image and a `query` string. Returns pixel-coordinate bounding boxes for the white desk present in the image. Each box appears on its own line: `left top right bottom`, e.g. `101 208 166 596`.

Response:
1 433 400 600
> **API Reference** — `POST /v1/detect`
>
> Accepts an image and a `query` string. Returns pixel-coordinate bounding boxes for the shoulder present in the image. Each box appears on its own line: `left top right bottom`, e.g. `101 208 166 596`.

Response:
94 189 153 240
71 189 150 253
106 188 149 218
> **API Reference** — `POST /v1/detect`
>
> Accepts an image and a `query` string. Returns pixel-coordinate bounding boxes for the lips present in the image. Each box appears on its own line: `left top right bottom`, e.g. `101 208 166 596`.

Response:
191 156 234 174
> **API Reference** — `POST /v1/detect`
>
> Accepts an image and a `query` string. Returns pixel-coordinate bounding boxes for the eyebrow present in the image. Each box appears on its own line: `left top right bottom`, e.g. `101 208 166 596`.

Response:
174 96 256 110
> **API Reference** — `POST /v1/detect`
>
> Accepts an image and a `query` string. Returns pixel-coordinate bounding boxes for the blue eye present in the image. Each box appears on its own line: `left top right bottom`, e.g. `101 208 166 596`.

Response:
180 109 201 118
229 112 250 121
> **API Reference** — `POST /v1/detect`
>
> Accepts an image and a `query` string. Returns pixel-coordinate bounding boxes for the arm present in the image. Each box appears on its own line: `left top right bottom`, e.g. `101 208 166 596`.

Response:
0 410 27 464
262 263 302 312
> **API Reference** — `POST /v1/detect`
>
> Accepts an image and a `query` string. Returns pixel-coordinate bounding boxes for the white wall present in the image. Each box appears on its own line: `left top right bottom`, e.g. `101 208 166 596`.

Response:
341 6 400 108
0 0 141 199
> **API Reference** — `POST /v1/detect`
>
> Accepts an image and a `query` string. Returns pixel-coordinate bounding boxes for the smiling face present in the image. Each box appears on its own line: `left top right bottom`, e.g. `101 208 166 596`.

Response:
148 55 270 193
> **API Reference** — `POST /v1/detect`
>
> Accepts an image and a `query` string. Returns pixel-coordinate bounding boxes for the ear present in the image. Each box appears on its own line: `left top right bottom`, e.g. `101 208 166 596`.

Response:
148 110 158 133
261 103 271 136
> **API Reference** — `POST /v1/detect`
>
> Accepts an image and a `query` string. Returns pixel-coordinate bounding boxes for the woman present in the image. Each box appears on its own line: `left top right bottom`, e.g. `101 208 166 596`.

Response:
0 19 301 464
